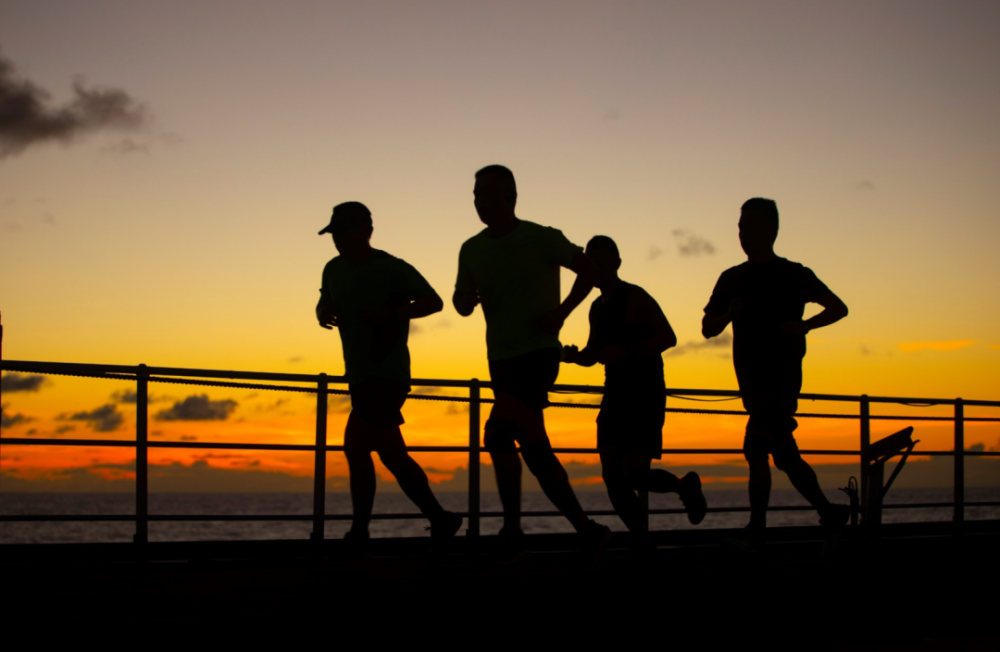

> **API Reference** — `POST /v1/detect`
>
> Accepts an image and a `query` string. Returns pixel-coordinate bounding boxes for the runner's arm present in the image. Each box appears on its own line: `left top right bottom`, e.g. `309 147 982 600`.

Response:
541 251 599 334
400 291 444 320
565 309 601 367
631 289 677 356
803 289 848 333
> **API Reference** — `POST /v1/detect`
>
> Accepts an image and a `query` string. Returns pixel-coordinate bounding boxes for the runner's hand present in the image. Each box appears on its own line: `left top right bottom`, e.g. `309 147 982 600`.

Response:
598 344 629 365
539 307 566 335
562 344 579 364
455 289 480 315
317 304 338 329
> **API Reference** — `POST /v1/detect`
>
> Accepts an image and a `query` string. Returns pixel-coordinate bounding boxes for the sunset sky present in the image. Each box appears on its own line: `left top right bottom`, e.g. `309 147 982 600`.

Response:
1 1 998 492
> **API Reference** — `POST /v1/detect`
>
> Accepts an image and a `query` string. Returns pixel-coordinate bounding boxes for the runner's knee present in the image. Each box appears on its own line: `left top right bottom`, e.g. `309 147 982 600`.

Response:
743 434 770 464
484 417 518 453
522 441 560 476
772 444 802 472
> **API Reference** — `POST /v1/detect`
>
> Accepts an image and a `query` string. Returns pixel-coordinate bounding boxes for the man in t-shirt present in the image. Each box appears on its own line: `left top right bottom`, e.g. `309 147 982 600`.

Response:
317 201 462 553
703 198 850 545
563 235 707 553
454 165 612 560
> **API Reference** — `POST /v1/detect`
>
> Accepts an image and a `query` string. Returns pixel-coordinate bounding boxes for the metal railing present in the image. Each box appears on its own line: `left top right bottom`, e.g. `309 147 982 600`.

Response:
1 358 999 543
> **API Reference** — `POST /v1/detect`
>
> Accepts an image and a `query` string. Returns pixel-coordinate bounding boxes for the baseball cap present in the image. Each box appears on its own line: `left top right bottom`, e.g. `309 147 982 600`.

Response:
318 201 373 235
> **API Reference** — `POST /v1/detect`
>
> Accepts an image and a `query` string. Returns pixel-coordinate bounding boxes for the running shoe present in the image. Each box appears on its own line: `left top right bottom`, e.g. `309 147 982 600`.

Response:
580 520 612 564
342 529 372 560
492 526 527 565
679 471 708 525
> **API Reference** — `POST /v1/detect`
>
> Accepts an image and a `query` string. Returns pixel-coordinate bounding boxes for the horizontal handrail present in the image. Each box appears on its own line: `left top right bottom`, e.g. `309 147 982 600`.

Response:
3 359 1000 407
3 437 1000 458
5 502 1000 524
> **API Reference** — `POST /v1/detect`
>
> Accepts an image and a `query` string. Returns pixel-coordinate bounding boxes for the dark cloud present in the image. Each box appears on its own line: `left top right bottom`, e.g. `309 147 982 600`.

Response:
673 229 715 257
54 424 76 435
648 246 664 261
155 394 238 421
111 389 167 404
855 180 876 192
66 404 123 432
287 356 304 364
409 322 423 335
666 332 732 356
1 403 33 428
0 48 149 158
180 435 197 441
1 373 47 393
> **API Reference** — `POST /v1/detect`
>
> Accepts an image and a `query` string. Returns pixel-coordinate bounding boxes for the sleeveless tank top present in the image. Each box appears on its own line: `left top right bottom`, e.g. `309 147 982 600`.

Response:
589 281 665 397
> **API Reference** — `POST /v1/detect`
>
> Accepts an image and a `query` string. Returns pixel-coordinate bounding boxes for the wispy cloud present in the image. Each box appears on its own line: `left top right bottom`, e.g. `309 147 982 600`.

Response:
101 137 149 156
0 48 149 158
1 373 47 393
1 403 33 428
672 229 715 257
666 332 732 356
855 180 876 192
155 394 238 421
327 394 352 414
648 245 664 261
899 340 975 353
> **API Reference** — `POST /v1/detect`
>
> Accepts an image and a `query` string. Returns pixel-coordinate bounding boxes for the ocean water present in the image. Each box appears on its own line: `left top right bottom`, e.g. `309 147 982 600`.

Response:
2 488 998 544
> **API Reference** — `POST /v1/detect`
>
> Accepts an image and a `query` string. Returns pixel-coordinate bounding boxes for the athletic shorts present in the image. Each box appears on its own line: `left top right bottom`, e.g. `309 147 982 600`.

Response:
596 391 666 459
488 347 561 412
743 412 800 462
348 378 409 429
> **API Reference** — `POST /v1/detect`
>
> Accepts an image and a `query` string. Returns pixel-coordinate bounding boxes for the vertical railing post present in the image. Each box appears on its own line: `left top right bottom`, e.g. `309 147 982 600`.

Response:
467 379 481 540
954 398 964 526
312 374 328 542
859 395 871 521
134 364 149 544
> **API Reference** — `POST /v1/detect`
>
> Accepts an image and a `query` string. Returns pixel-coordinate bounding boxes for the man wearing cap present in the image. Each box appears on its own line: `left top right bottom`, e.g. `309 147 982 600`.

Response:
317 201 462 553
454 165 611 561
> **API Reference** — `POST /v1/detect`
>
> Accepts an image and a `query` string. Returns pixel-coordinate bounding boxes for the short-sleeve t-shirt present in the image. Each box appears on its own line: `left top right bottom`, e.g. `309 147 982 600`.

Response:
704 257 831 391
456 220 582 361
321 250 437 385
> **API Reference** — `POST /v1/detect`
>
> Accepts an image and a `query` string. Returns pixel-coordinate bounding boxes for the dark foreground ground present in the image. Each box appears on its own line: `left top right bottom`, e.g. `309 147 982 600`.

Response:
3 522 997 649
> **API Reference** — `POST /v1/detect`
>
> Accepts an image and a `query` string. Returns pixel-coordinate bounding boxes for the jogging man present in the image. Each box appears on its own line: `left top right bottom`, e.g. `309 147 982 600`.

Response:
317 201 462 554
702 198 850 546
563 235 707 553
454 165 611 560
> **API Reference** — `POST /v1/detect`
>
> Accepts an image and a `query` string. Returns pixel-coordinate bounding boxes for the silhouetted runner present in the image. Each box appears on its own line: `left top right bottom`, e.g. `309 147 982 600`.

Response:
317 201 462 555
703 198 850 549
563 236 707 555
453 165 611 562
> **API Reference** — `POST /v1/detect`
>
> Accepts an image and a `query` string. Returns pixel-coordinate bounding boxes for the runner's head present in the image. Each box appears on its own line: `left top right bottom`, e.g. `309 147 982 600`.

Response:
586 235 621 289
474 165 517 225
739 198 779 257
318 201 373 256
